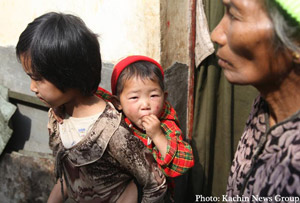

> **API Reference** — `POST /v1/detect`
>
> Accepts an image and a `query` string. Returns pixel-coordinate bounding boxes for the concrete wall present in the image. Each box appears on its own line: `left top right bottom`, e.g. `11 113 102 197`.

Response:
160 0 191 69
0 0 161 63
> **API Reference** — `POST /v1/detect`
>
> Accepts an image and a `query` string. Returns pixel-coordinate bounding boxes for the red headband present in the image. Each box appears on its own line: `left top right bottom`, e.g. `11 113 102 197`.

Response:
111 55 164 95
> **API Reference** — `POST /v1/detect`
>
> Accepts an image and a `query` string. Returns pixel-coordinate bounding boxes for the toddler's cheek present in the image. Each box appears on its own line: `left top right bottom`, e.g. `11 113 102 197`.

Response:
154 108 160 115
153 104 163 116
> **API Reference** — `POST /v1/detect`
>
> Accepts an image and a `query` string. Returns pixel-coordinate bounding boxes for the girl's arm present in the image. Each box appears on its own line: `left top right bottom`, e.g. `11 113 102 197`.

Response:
47 178 68 203
116 180 138 203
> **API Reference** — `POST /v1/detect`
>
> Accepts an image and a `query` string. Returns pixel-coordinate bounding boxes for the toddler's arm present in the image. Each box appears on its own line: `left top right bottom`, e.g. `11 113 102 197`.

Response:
152 119 194 177
141 114 168 157
151 101 194 177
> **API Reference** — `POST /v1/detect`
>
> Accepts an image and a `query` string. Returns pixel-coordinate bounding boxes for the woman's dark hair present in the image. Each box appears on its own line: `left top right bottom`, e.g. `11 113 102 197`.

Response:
115 61 164 97
16 12 102 96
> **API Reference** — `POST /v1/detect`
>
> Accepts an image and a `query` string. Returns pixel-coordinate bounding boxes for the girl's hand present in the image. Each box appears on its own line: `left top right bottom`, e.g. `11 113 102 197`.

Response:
141 114 163 139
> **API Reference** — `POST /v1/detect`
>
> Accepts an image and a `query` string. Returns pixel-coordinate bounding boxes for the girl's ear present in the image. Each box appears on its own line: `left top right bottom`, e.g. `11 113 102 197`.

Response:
111 95 122 111
164 92 168 100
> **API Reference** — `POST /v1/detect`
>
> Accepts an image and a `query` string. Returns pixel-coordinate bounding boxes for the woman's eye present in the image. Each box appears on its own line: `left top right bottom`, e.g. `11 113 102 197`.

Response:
229 13 236 20
226 7 237 20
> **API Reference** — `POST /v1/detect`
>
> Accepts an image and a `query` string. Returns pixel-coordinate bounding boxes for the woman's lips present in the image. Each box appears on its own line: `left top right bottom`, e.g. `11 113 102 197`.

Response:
217 56 232 69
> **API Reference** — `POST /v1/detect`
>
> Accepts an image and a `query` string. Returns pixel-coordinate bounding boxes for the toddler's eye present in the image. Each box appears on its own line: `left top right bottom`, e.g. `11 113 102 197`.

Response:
151 95 159 98
129 96 138 100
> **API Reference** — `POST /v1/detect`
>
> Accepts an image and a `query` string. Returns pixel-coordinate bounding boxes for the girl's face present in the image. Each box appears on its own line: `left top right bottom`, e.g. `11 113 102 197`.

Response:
118 77 165 130
211 0 290 88
21 56 77 108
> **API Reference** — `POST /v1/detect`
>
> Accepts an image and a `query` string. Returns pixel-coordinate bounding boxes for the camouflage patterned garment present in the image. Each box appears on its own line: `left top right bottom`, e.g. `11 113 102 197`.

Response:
48 102 167 203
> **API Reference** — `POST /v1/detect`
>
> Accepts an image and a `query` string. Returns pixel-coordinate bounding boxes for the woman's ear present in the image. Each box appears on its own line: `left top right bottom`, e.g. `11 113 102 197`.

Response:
111 95 122 111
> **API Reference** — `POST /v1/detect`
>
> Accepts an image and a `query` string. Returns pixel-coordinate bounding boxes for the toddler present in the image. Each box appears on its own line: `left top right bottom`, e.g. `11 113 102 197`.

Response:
110 55 195 201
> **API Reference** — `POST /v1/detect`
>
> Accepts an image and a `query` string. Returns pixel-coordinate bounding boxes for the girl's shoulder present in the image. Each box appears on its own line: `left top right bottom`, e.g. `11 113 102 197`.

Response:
105 108 146 155
47 108 62 155
94 101 134 146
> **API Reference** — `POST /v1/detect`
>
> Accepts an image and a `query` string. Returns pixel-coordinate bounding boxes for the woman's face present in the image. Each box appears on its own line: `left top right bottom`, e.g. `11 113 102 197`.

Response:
211 0 288 88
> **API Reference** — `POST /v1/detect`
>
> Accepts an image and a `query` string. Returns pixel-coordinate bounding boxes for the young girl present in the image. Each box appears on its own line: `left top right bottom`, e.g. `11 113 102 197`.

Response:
16 12 166 203
110 55 195 201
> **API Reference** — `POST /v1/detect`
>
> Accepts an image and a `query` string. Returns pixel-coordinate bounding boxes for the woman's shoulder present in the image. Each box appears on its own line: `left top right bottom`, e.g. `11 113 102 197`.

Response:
248 95 267 118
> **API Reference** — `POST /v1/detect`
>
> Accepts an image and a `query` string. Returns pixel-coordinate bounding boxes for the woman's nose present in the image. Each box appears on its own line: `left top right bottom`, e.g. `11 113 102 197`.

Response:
211 16 227 47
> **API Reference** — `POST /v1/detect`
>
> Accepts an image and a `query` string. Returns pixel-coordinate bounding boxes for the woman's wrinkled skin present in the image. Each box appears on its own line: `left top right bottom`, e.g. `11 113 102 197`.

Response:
211 0 300 126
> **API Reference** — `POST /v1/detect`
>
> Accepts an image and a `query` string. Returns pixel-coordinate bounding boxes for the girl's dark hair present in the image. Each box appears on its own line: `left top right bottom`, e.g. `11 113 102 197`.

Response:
115 61 164 96
16 12 102 96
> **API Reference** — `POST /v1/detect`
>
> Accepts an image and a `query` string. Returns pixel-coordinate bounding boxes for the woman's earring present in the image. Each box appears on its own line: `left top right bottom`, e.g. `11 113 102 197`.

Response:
292 52 300 63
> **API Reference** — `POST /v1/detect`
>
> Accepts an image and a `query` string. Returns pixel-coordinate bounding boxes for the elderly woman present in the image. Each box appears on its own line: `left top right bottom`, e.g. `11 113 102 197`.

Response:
211 0 300 200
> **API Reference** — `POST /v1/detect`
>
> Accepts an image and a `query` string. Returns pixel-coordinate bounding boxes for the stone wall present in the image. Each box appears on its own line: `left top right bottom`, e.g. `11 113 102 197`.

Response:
0 151 55 203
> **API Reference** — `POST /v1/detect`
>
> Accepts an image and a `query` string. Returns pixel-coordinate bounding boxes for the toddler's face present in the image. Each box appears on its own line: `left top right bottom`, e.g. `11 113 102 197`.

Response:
119 77 165 130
